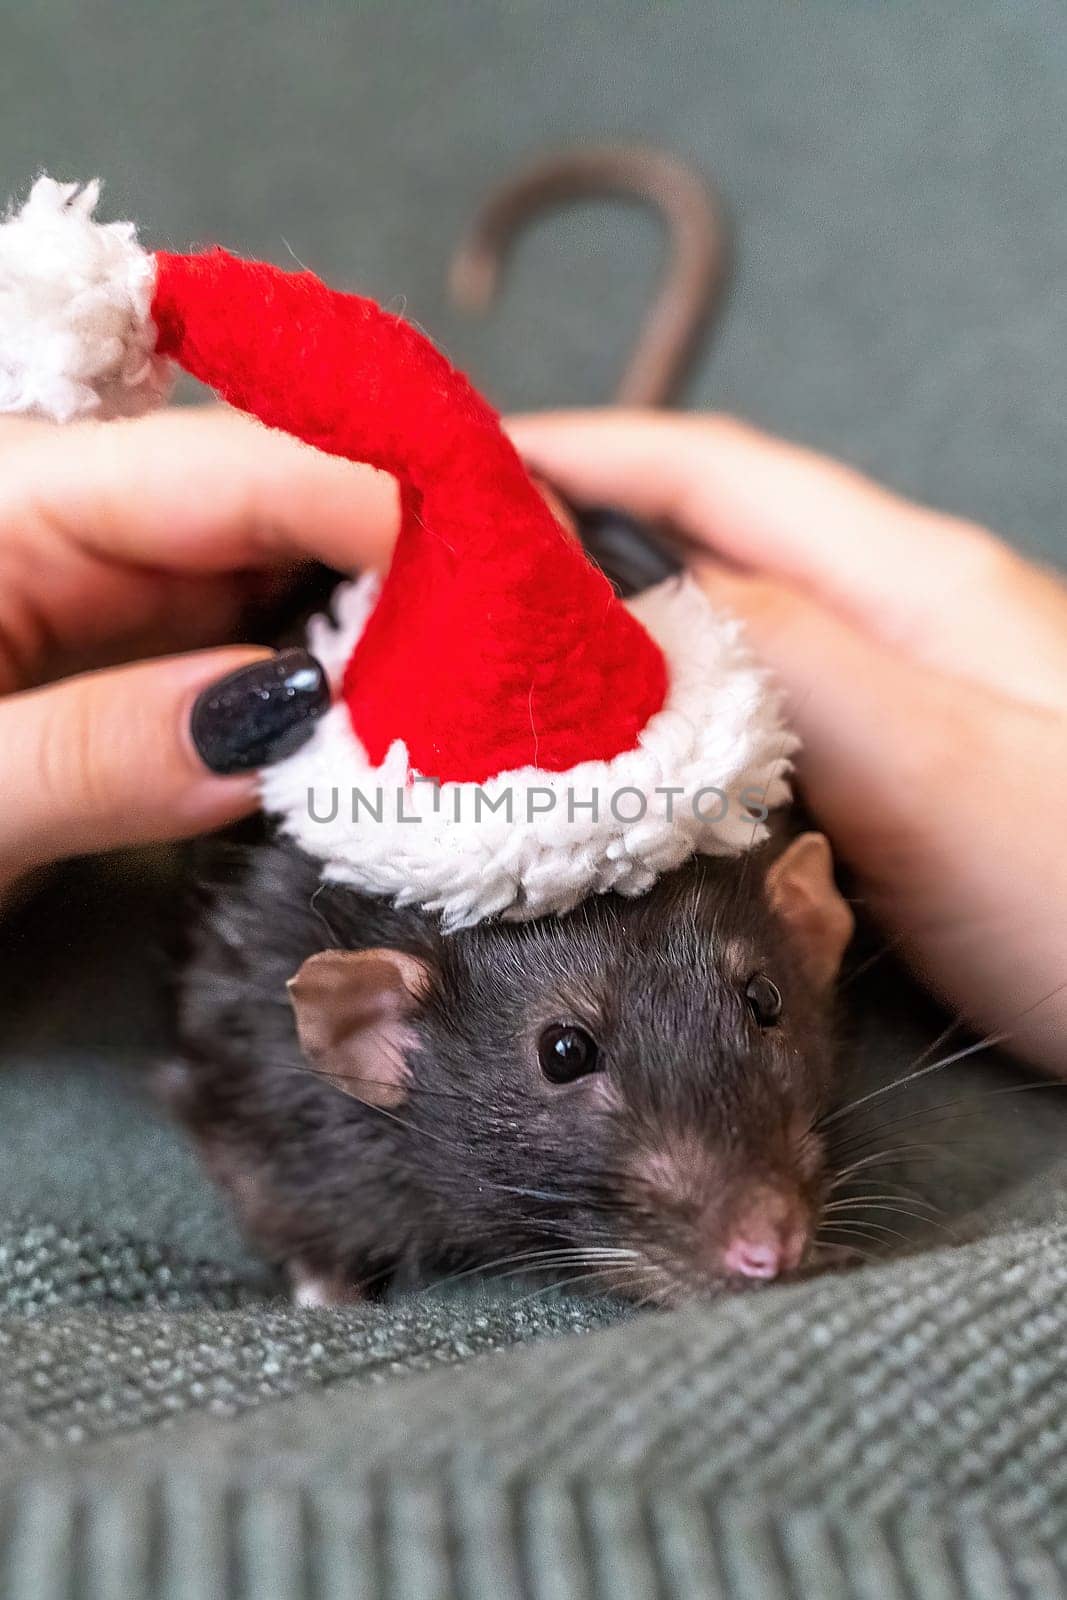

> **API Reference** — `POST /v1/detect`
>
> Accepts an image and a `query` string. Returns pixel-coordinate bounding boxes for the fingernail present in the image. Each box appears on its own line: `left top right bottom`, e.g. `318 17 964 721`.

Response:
190 649 330 775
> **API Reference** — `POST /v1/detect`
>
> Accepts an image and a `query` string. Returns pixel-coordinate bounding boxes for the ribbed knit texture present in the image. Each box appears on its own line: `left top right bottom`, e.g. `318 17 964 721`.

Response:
2 1480 1066 1600
4 1194 1067 1597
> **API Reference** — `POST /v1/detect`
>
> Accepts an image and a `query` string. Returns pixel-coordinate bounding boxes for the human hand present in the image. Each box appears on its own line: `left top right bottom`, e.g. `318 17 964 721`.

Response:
512 411 1067 1073
0 407 398 902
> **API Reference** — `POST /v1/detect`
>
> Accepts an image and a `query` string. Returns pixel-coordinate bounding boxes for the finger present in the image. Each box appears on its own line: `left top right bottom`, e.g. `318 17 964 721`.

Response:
0 550 258 694
694 562 961 868
0 406 401 575
0 646 327 881
0 409 571 689
510 411 1067 710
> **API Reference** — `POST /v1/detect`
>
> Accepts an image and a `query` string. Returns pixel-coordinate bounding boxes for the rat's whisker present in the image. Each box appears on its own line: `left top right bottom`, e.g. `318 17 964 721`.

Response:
825 976 1067 1147
818 1031 1009 1131
827 1143 948 1179
825 1078 1060 1161
823 1200 956 1236
632 1266 680 1310
837 933 907 991
820 1216 916 1246
827 1176 945 1210
836 1141 1020 1191
812 1239 879 1266
510 1263 648 1307
479 1181 601 1206
837 1082 1067 1160
822 1193 941 1215
428 1246 641 1295
818 1219 894 1243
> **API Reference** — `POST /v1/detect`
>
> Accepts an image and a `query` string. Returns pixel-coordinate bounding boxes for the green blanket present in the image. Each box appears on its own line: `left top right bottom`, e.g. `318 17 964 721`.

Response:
3 1214 1067 1598
4 858 1067 1597
4 1179 1067 1597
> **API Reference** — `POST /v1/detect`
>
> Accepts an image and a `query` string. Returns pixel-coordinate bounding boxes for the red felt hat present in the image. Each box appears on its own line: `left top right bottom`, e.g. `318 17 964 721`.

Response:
0 177 795 927
149 246 668 785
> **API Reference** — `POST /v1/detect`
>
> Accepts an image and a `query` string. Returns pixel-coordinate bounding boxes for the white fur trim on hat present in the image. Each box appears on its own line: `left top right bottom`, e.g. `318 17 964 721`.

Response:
0 176 169 422
261 576 797 930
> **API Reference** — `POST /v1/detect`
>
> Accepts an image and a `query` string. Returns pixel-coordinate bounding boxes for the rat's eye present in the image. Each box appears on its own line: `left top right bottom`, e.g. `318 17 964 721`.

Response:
745 975 783 1028
538 1023 601 1083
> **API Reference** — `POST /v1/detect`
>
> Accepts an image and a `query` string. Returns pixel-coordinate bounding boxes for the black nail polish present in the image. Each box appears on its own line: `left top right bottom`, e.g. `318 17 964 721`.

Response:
191 649 330 775
570 502 683 598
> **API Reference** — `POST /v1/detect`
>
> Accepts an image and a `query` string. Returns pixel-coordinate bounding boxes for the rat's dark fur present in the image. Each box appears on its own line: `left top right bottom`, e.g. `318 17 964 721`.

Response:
168 834 839 1304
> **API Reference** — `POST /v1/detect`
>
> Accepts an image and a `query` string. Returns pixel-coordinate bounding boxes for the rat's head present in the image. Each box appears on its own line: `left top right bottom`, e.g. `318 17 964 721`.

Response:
288 833 853 1303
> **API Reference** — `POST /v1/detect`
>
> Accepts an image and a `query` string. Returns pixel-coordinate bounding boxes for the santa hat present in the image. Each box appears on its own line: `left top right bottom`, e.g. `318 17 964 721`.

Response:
0 176 794 928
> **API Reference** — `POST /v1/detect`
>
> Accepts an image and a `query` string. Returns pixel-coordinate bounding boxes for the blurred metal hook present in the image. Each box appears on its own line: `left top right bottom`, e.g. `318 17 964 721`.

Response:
449 143 728 408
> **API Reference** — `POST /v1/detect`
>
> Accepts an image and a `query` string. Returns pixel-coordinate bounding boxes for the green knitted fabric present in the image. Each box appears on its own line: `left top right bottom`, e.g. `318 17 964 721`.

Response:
4 1204 1067 1597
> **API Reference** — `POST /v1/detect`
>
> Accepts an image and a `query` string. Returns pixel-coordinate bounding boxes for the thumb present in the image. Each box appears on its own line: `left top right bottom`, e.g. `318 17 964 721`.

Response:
0 646 328 883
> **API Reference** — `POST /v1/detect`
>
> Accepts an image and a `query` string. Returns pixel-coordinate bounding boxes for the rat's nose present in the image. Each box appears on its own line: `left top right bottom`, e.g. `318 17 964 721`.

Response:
720 1187 809 1281
723 1234 790 1280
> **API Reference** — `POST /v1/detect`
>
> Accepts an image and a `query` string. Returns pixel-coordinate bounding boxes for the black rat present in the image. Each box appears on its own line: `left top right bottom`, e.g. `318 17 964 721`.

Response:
168 823 852 1308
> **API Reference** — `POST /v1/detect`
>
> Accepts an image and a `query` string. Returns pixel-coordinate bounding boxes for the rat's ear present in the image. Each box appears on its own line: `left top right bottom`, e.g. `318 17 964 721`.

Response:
765 833 854 990
286 949 432 1108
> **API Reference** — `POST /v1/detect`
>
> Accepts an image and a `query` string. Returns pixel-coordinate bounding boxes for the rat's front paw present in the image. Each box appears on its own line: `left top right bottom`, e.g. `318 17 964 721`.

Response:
289 1265 364 1308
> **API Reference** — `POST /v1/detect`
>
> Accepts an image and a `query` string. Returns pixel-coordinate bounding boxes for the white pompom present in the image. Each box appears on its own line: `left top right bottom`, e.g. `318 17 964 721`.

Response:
0 176 171 423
